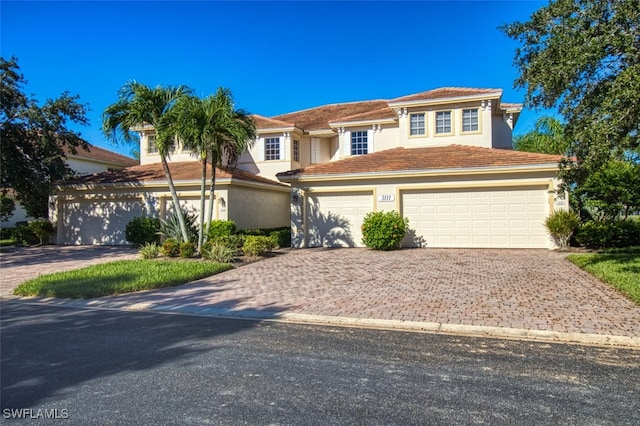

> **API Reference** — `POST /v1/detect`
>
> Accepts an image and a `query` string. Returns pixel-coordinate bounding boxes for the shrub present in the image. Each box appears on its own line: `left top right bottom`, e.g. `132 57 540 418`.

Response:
162 239 181 257
269 228 291 248
13 222 39 246
207 234 245 251
361 211 409 251
203 244 236 263
125 217 161 247
179 241 197 258
159 210 198 242
27 218 54 246
575 219 640 249
139 242 160 259
544 210 580 250
242 235 276 257
0 227 15 240
206 220 237 240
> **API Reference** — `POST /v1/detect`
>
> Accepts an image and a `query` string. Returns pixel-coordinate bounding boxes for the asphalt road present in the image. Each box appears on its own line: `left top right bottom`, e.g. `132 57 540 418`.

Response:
2 302 639 425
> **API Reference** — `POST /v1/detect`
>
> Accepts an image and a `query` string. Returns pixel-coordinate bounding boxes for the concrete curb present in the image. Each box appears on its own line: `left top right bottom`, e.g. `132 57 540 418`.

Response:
3 295 640 349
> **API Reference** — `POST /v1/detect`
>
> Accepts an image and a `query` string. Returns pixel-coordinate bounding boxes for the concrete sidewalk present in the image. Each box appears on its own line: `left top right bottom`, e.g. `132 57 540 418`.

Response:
2 246 640 347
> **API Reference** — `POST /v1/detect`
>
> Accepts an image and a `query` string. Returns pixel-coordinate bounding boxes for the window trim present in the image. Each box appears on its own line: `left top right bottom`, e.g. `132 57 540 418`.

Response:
461 108 480 133
147 135 158 154
292 139 300 162
409 112 426 137
350 130 368 156
264 137 281 161
434 110 453 136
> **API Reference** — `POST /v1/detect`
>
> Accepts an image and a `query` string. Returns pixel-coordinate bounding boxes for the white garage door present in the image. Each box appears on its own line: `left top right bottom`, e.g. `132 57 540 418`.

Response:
401 186 549 248
306 191 373 247
60 199 144 245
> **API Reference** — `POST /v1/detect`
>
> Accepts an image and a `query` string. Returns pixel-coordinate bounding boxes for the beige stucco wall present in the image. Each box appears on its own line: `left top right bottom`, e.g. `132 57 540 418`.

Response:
393 101 494 149
52 179 288 245
228 184 290 230
287 168 563 249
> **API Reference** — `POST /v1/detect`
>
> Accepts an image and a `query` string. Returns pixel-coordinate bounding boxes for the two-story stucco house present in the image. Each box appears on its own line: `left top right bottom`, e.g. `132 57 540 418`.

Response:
2 144 137 228
53 87 567 248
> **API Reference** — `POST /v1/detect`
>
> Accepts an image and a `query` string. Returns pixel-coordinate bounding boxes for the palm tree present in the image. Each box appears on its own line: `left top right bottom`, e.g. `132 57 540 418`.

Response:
513 116 569 155
102 81 192 242
171 88 256 251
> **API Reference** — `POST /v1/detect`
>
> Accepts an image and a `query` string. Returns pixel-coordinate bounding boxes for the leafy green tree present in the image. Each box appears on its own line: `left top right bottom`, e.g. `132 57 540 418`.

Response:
1 57 89 217
502 0 640 184
576 160 640 221
0 194 15 222
170 88 256 251
102 81 192 242
513 116 569 155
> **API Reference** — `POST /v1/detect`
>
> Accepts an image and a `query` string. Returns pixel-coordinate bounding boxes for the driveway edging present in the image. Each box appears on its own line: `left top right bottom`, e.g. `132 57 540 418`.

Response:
4 296 640 349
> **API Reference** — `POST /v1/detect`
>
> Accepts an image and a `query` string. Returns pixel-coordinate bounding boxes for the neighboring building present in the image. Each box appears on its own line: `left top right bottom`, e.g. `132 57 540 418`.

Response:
54 87 568 248
2 144 137 228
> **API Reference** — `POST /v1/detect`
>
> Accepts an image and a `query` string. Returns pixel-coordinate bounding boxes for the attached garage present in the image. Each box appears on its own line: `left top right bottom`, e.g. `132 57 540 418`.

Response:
278 145 567 249
59 199 144 245
401 186 549 248
53 162 290 245
305 191 373 247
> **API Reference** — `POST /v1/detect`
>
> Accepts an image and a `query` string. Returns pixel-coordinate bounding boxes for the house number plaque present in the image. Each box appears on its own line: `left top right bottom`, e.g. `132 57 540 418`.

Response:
377 194 395 202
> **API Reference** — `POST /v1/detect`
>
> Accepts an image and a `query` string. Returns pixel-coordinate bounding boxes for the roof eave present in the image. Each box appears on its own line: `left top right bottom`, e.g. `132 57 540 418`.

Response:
388 91 503 108
329 117 397 128
278 163 561 183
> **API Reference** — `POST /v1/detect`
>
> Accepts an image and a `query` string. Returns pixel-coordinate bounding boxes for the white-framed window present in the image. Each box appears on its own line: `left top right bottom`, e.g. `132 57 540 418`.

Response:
435 111 452 134
409 113 426 136
265 137 280 161
147 135 158 154
293 139 299 162
351 131 368 155
462 109 479 132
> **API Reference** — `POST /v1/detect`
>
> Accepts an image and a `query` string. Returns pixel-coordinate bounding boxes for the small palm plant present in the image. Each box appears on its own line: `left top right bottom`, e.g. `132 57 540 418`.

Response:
545 210 580 251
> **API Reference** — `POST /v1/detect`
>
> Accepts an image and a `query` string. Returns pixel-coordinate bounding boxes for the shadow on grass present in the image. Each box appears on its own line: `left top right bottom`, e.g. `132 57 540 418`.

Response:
0 299 290 410
13 261 234 299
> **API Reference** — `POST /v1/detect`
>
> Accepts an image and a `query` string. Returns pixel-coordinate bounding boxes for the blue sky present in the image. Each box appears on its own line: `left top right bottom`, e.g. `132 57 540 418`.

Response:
1 1 550 158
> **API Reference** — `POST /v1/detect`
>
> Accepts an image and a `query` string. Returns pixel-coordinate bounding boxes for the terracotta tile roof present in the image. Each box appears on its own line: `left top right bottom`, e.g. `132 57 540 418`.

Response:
277 145 563 178
63 144 138 167
252 114 295 129
258 88 515 134
63 161 286 187
271 100 390 131
329 107 397 124
390 87 502 104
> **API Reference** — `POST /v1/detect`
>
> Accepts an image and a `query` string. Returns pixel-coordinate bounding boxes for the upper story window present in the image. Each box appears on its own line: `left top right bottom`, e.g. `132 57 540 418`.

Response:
462 109 479 132
147 135 158 154
351 131 368 155
409 113 426 136
265 137 280 161
293 139 300 162
435 111 452 134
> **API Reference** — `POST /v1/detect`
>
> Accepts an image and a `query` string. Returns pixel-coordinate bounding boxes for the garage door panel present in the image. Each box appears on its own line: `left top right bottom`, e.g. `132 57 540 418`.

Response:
61 200 144 245
402 186 549 248
306 192 373 248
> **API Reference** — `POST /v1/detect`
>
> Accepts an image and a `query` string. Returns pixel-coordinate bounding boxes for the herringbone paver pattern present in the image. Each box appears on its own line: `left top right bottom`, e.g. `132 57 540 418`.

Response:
2 246 639 338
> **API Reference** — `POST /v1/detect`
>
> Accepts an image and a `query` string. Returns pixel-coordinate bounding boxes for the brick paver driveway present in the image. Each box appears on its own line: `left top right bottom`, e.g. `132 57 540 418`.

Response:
95 248 640 338
2 246 640 339
0 246 138 296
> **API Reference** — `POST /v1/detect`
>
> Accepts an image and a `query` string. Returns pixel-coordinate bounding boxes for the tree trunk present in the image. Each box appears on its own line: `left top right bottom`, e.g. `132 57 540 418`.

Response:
160 156 189 243
206 149 218 227
197 157 207 252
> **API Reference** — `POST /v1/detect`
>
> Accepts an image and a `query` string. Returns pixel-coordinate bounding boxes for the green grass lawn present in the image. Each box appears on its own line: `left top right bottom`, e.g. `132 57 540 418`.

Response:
0 239 15 246
567 252 640 306
14 259 234 299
